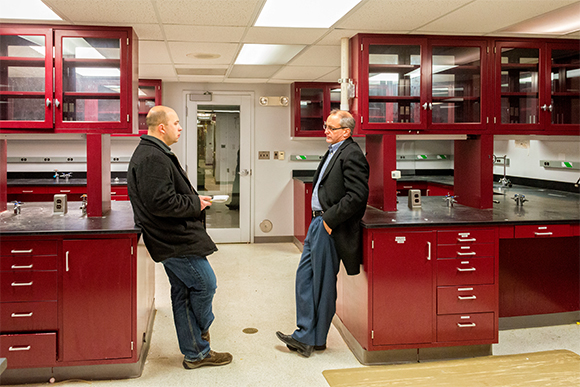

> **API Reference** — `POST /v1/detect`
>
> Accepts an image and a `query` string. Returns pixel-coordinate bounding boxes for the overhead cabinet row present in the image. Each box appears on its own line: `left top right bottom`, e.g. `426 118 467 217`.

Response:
0 24 138 134
349 34 579 135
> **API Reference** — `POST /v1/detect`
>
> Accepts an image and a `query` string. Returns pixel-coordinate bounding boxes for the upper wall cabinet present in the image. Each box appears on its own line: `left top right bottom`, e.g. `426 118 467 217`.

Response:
350 34 579 136
350 34 489 135
0 24 138 134
138 79 162 134
292 82 340 137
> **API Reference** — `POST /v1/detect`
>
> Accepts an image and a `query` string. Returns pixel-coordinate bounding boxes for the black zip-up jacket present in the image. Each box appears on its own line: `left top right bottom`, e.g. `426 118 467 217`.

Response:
127 135 217 262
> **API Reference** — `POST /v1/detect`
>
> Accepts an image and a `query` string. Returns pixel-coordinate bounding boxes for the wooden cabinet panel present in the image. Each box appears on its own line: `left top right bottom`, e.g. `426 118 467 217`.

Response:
437 313 495 342
437 243 494 259
437 228 495 245
437 258 494 286
0 301 57 332
292 82 340 137
61 238 133 362
437 284 495 314
514 224 571 238
0 333 57 368
372 230 435 345
0 271 57 302
0 240 57 256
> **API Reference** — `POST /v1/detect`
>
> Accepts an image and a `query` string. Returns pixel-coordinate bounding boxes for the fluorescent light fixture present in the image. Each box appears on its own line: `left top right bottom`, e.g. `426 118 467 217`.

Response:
1 0 62 20
235 44 305 65
255 0 362 28
500 3 580 35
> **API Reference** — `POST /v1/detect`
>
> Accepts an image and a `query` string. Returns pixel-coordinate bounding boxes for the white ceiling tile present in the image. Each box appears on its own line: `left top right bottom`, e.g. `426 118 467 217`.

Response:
336 0 473 32
139 41 172 64
47 0 157 24
156 0 261 26
290 46 341 67
225 78 270 83
243 27 328 45
169 42 239 65
164 25 245 42
229 65 283 78
316 68 342 82
132 24 165 41
417 0 580 35
177 75 225 82
318 29 361 45
273 66 339 81
138 64 176 79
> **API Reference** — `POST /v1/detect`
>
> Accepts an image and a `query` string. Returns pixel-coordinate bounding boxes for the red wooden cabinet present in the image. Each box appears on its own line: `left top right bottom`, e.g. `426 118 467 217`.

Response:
0 24 138 134
61 238 133 362
292 82 340 137
372 229 435 346
137 79 162 134
293 179 313 245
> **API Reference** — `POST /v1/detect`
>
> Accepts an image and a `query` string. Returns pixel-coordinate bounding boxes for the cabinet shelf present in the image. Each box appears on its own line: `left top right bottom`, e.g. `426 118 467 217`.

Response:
369 96 420 101
501 63 539 70
62 92 120 99
500 92 538 97
0 91 44 98
62 58 121 67
0 57 45 66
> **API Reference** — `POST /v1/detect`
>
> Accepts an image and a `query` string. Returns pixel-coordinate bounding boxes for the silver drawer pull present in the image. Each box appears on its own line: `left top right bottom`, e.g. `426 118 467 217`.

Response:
10 249 33 254
9 346 31 351
12 264 33 269
12 312 33 318
22 190 34 193
458 295 477 300
12 281 33 287
534 232 553 236
457 267 476 272
60 190 71 193
457 251 476 256
457 238 476 242
457 323 476 328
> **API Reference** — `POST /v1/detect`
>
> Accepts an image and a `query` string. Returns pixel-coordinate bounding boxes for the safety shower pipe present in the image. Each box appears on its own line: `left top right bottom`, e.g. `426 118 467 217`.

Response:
341 37 349 111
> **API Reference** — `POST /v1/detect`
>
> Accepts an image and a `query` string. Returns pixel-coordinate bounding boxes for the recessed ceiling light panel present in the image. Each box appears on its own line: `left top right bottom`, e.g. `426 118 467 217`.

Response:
1 0 62 20
255 0 362 28
235 44 305 65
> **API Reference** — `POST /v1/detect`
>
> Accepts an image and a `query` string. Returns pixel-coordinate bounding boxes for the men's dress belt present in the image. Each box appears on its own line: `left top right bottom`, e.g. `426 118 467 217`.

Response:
312 210 324 218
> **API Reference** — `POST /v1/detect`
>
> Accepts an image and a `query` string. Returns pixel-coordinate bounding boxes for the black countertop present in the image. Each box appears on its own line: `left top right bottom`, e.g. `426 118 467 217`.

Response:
0 201 139 235
363 183 580 228
293 174 454 186
7 178 127 186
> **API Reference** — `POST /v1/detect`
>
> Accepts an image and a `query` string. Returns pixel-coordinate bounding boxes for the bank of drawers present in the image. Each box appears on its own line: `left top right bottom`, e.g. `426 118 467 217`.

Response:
0 239 58 368
436 229 496 343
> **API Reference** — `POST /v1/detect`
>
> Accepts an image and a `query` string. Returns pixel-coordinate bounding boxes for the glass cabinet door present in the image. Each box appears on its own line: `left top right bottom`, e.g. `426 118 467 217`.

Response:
55 29 129 131
496 42 543 128
298 87 324 132
367 43 422 126
137 79 161 133
549 46 579 127
0 27 53 129
429 44 483 127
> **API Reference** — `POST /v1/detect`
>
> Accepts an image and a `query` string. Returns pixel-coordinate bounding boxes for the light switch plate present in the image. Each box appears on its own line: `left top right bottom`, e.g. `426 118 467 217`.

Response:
391 170 401 179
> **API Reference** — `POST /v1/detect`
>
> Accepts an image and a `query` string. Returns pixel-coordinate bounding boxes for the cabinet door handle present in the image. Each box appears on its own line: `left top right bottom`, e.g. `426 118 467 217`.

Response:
11 249 33 254
60 190 71 193
66 251 70 272
11 264 33 269
46 98 52 107
457 323 476 328
534 232 553 236
12 282 33 287
11 312 33 318
457 238 476 242
457 267 476 272
9 346 31 351
458 295 477 300
457 251 476 256
55 99 60 108
427 241 431 261
22 190 34 193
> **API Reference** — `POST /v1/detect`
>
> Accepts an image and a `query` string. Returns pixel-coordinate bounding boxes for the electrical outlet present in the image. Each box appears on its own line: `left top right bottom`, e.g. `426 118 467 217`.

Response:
273 151 279 159
278 151 285 160
258 151 270 160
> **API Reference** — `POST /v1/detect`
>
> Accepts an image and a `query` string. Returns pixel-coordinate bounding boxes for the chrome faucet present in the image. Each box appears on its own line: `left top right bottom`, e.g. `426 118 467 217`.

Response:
53 169 59 183
61 172 72 183
80 194 88 215
444 193 457 207
13 201 21 215
494 155 511 187
512 194 527 206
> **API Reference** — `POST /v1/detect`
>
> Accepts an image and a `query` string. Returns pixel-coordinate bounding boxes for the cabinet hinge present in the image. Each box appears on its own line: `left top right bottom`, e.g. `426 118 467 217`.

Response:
131 341 134 350
494 47 496 54
486 47 489 54
127 114 130 122
371 330 374 339
361 44 363 52
131 246 134 255
494 117 497 124
487 117 489 124
361 116 364 124
127 38 130 46
372 240 374 249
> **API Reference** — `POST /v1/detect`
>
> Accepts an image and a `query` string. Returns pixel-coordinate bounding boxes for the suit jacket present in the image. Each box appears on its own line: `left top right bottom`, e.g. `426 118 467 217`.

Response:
314 137 369 275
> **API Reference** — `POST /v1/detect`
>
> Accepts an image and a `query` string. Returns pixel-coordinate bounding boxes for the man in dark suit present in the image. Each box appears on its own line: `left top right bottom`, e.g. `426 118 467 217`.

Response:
277 109 369 357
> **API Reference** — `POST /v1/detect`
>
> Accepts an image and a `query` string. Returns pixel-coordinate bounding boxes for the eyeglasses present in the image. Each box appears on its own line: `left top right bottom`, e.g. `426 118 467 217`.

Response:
323 124 348 131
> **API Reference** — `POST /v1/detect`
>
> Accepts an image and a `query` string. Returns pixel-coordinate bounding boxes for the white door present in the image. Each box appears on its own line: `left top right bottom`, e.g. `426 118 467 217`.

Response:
185 93 252 243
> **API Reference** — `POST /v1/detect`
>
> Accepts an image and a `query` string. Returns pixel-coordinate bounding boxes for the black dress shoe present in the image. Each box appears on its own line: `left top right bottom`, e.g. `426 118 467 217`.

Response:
276 331 313 357
287 343 326 352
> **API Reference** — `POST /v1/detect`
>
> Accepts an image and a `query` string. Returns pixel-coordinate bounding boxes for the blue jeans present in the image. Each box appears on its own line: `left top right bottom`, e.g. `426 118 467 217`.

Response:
292 216 340 347
162 255 217 361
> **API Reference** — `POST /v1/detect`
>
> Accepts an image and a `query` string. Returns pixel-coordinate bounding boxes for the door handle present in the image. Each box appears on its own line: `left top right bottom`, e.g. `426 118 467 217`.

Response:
239 169 250 177
426 241 431 261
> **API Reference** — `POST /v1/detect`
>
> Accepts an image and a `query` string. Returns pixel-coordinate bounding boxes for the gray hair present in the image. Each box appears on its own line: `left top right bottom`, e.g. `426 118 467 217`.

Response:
329 109 355 132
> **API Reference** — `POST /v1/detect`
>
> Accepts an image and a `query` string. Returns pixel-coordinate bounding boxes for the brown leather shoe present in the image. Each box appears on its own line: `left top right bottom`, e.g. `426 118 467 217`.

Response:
182 350 233 369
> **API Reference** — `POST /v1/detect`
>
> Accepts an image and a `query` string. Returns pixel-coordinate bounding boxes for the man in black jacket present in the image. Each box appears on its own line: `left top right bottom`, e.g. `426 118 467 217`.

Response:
277 109 369 357
128 105 232 369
